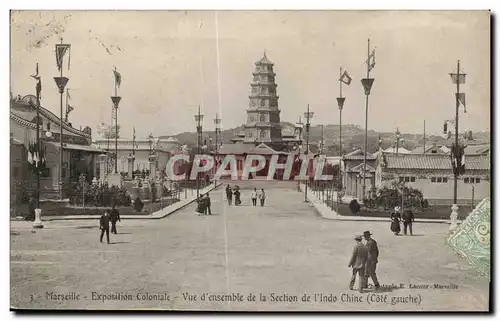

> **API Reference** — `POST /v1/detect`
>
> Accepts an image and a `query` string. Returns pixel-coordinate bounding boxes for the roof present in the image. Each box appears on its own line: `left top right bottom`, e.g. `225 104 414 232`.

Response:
382 153 490 171
218 144 255 155
46 141 105 153
343 149 376 160
348 163 376 173
383 147 410 154
255 53 274 65
464 144 490 155
410 144 449 154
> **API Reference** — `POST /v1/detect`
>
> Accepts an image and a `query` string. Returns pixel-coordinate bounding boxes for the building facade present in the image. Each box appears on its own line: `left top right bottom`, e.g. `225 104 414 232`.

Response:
92 136 182 174
10 94 103 199
375 153 490 205
342 149 377 198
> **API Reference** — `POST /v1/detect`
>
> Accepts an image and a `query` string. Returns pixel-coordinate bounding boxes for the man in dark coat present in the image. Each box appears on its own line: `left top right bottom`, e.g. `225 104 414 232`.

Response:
99 211 111 244
349 198 361 215
226 185 233 206
204 193 212 215
348 235 368 292
109 205 121 234
402 209 415 235
363 231 380 290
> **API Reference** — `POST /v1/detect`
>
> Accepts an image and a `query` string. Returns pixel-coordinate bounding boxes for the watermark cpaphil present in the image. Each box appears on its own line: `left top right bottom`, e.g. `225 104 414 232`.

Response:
164 154 334 181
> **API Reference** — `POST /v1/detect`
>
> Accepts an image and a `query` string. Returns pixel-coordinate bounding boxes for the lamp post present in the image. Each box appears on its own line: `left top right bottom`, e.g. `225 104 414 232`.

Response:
53 38 70 200
194 105 204 199
294 117 304 191
304 104 314 202
361 38 375 199
448 60 467 231
111 67 122 174
214 114 221 185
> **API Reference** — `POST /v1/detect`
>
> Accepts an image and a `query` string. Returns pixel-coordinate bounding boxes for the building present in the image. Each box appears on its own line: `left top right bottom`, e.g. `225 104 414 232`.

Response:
231 53 301 150
342 149 377 198
10 94 103 199
375 153 490 205
92 136 182 174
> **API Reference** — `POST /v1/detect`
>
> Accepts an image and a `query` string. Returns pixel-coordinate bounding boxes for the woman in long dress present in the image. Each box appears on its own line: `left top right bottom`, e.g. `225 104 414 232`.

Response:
390 206 402 235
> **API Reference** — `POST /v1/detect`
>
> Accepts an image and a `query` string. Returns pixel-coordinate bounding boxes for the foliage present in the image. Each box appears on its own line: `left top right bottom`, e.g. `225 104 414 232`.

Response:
362 181 429 211
65 180 131 207
11 180 32 204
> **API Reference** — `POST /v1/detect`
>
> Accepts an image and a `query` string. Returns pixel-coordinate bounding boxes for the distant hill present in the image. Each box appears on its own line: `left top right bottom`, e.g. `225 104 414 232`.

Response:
165 123 490 154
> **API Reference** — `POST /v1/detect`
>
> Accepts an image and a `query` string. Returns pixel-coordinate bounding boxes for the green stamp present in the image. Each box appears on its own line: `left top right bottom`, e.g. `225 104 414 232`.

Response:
447 198 490 279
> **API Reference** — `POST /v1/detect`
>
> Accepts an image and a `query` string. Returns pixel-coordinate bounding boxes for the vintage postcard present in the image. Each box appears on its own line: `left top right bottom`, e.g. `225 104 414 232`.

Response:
9 10 491 312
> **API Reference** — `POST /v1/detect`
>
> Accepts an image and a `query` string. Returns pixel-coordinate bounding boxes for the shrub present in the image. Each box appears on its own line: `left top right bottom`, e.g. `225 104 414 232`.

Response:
67 180 131 207
362 181 429 211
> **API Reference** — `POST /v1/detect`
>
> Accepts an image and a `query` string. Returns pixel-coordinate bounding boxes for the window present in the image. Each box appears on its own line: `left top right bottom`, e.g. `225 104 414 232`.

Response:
476 178 481 183
404 177 409 182
260 130 267 138
410 177 416 182
399 177 404 183
47 122 51 131
464 177 469 183
431 177 436 183
436 177 442 183
260 114 266 122
260 99 266 107
443 177 448 183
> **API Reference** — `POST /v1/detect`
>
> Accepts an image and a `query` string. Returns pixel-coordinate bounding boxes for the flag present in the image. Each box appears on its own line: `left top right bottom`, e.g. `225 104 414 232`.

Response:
450 73 466 84
67 88 72 100
340 70 352 85
66 104 74 114
30 63 40 80
112 107 117 120
55 44 71 71
113 69 122 87
367 49 376 72
36 77 42 101
456 93 466 113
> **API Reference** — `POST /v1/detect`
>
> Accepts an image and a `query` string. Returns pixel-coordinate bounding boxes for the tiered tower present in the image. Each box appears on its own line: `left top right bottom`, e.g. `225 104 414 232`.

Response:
243 53 282 147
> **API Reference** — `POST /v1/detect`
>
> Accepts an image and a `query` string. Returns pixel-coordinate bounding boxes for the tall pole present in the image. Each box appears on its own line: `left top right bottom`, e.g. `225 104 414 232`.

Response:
195 105 203 199
423 120 426 154
454 60 460 205
114 76 118 173
396 127 400 155
35 64 41 209
336 66 347 206
361 38 375 199
53 38 69 200
214 113 221 185
304 104 314 202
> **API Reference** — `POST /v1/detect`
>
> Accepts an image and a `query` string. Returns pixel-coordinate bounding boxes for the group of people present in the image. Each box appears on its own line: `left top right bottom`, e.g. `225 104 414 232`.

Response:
225 185 266 207
98 205 121 244
196 193 212 215
390 206 415 236
348 231 380 293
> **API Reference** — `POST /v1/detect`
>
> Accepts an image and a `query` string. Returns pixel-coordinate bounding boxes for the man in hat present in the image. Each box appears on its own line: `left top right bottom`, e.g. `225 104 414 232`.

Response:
99 210 111 244
348 235 368 292
363 231 380 290
402 209 415 236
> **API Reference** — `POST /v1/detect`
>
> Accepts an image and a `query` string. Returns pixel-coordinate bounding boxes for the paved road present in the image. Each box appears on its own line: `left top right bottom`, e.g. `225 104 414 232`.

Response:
11 181 489 311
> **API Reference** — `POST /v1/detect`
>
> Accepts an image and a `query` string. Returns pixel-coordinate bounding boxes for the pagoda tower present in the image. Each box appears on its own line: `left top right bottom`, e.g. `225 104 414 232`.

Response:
243 52 282 147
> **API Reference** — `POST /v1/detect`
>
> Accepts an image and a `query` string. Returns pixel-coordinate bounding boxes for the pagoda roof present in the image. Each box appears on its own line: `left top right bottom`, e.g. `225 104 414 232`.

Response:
255 53 274 65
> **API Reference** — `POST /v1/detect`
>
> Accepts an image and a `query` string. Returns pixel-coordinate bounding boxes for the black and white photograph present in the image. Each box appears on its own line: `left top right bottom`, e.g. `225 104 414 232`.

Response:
8 9 491 312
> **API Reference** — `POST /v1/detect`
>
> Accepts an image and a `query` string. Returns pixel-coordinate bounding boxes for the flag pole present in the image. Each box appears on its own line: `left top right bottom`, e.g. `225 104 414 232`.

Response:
362 38 370 199
114 66 118 174
423 120 426 155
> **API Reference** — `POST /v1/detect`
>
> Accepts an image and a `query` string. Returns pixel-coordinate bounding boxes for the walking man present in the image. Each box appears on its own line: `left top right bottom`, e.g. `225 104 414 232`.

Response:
251 188 258 206
99 210 111 244
363 231 380 290
403 209 415 235
226 185 233 206
348 235 368 292
109 204 121 234
259 188 266 206
204 193 212 215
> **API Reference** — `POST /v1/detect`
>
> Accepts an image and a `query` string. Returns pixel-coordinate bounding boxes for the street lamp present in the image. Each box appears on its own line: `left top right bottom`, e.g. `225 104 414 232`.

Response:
214 114 221 184
194 105 204 199
303 104 314 202
448 60 467 231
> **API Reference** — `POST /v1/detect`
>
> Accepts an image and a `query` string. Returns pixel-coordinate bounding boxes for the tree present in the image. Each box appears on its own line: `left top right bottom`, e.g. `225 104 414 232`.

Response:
363 181 429 211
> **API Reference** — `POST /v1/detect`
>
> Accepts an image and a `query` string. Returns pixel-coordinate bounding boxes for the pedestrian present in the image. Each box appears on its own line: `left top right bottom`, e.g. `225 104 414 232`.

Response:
348 235 368 292
390 206 402 236
349 198 361 215
196 195 205 215
226 185 233 206
99 210 111 244
251 188 258 206
259 188 266 206
402 209 415 235
204 193 212 215
234 186 241 206
363 231 380 291
109 204 121 234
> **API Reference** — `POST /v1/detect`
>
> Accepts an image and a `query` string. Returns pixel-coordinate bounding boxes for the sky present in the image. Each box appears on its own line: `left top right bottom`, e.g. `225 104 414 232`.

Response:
10 10 490 140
